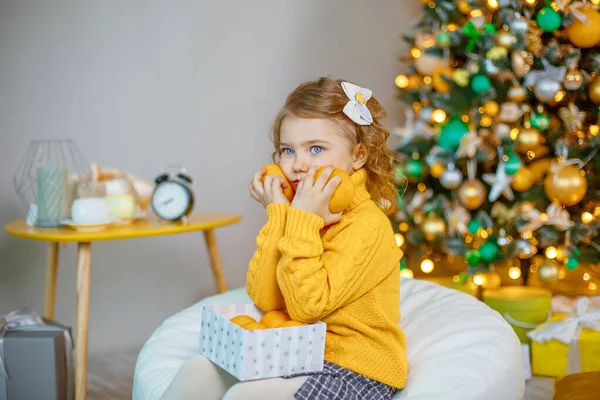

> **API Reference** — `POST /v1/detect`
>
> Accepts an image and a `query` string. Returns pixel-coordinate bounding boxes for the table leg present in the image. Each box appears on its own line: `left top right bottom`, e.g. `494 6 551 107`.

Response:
75 242 91 400
44 242 60 319
203 229 228 293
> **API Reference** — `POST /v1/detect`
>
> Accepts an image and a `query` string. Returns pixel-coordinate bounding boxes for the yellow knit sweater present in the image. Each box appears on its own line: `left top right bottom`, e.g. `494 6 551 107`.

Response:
246 168 407 389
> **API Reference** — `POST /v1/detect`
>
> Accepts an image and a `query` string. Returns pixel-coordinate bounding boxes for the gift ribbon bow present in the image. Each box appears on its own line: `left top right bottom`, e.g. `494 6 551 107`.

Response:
462 19 497 52
518 201 575 233
527 297 600 345
527 297 600 375
0 309 74 400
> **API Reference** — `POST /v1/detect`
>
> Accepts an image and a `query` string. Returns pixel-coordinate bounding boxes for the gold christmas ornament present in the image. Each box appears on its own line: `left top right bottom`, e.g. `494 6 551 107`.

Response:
539 260 559 284
430 163 445 178
432 66 454 93
567 7 600 48
484 100 500 117
453 68 470 87
516 127 542 153
588 77 600 105
508 85 528 102
421 214 447 242
563 66 584 91
511 167 535 192
544 164 587 206
511 50 534 78
458 0 472 14
458 179 487 210
528 158 552 181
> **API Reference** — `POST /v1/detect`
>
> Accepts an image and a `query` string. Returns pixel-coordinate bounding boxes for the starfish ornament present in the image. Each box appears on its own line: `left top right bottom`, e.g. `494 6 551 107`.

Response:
482 158 515 201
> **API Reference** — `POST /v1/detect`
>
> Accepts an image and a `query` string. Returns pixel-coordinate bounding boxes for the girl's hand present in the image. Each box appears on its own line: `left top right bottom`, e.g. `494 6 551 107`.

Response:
249 168 290 208
291 166 342 225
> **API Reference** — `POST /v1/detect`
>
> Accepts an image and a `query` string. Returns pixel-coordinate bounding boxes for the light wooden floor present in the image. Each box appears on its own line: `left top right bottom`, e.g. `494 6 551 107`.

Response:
87 349 555 399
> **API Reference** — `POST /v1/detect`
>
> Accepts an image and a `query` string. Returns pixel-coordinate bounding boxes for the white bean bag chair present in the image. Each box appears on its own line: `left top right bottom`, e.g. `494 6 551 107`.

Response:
133 278 524 400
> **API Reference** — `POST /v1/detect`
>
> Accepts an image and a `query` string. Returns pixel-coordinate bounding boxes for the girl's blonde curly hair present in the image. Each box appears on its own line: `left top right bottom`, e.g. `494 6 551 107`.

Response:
270 77 397 216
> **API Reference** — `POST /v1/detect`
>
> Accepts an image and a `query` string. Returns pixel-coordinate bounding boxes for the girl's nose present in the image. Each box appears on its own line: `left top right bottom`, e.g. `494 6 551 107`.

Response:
293 157 309 173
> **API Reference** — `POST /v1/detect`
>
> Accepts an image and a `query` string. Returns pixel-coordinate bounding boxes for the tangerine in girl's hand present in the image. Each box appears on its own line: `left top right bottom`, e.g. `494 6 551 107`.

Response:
314 167 355 213
261 164 295 201
261 164 355 213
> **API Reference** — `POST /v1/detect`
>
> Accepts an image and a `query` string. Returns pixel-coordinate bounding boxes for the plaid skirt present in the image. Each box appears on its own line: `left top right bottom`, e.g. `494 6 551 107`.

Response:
285 361 398 400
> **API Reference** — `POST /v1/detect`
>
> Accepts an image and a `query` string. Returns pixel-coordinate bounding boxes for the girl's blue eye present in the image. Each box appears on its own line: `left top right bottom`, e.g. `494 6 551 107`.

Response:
282 148 294 155
311 146 324 154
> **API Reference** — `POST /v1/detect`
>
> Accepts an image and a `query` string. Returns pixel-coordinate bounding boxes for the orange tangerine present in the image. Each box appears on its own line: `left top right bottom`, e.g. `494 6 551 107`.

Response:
260 310 291 328
230 315 257 327
278 320 306 328
243 322 268 330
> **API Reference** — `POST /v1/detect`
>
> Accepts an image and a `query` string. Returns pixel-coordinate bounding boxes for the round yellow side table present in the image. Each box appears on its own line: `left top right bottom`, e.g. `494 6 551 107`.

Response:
5 213 241 400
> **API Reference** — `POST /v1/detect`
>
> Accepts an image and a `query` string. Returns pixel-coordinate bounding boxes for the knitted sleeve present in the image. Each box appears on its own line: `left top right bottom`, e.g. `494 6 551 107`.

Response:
246 203 289 311
276 206 398 323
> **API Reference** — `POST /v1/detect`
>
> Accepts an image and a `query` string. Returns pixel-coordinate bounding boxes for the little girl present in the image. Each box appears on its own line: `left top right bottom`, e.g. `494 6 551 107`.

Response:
161 77 406 400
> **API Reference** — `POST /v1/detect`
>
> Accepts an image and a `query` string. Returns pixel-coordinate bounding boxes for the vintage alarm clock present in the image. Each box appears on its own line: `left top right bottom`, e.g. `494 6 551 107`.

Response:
151 165 194 221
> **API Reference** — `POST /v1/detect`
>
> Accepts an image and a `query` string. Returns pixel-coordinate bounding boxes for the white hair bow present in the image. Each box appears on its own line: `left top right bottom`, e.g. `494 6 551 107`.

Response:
341 82 373 126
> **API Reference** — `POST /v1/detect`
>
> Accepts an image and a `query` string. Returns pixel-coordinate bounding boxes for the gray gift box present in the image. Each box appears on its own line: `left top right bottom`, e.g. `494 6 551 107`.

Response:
0 313 73 400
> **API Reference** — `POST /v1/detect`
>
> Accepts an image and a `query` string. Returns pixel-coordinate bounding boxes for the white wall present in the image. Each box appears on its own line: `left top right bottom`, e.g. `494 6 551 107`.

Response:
0 0 420 353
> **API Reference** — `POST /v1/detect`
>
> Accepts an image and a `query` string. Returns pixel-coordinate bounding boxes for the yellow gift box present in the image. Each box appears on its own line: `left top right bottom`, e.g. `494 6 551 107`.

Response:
482 286 552 344
528 297 600 378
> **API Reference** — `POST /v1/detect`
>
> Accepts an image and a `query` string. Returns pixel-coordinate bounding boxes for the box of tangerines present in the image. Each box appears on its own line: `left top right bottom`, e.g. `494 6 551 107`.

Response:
199 304 326 380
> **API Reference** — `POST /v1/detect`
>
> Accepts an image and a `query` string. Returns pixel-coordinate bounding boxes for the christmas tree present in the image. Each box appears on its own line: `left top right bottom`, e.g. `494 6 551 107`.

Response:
393 0 600 294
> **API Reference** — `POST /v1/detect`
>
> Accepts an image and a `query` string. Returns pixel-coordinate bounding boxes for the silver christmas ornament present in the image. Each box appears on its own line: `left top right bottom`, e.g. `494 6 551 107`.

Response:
440 163 463 189
533 77 561 103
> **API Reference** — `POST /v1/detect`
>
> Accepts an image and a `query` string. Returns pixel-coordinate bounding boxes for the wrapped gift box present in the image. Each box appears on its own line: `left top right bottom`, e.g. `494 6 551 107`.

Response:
0 310 73 400
483 286 552 344
199 304 326 381
527 296 600 378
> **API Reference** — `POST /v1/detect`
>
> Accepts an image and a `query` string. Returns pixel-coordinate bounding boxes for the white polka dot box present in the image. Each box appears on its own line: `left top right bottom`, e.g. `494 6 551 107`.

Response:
200 304 327 381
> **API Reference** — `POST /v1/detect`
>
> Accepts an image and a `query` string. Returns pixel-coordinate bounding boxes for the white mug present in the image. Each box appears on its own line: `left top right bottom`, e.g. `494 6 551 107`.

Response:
71 197 111 224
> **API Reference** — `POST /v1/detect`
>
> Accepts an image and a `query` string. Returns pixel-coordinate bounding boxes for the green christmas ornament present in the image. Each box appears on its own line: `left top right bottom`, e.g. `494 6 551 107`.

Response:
479 241 500 262
436 31 452 48
531 112 551 131
468 220 481 234
400 259 407 270
536 6 562 33
406 159 427 180
565 257 579 270
438 118 470 150
466 250 482 266
504 153 522 175
471 74 492 94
